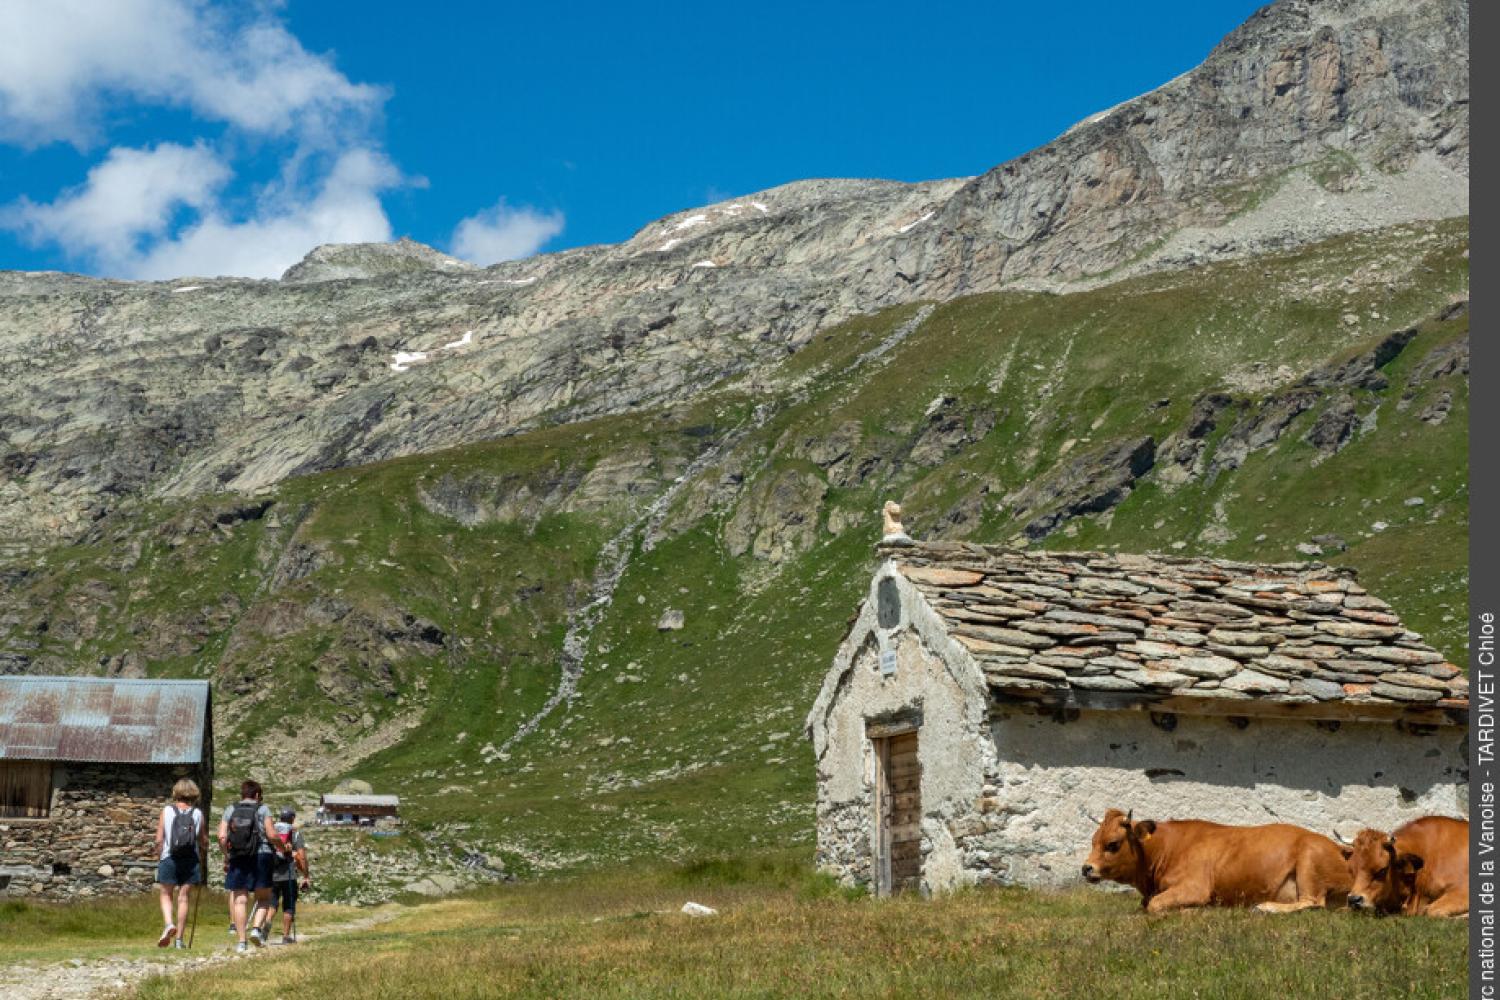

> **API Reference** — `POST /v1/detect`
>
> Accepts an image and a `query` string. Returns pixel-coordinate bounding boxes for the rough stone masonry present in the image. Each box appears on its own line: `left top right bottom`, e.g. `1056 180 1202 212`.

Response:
808 538 1467 894
1 763 203 899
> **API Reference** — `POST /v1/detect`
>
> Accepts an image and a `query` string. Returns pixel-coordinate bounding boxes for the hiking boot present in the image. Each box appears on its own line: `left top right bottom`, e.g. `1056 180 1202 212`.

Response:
235 942 249 954
248 926 264 948
173 939 187 950
158 925 176 948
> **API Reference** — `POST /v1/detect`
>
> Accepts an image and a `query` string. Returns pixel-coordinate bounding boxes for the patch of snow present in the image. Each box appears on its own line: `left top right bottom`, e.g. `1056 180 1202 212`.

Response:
671 214 709 232
390 350 430 373
897 211 935 235
170 285 203 293
751 201 769 214
691 260 716 269
390 329 481 372
656 238 683 252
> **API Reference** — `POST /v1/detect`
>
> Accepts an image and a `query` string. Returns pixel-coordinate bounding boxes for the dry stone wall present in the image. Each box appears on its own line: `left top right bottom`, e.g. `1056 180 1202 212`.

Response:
0 763 206 899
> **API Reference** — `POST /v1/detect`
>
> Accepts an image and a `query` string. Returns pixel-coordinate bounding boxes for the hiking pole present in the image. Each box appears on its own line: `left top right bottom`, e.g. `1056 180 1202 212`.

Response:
188 876 203 949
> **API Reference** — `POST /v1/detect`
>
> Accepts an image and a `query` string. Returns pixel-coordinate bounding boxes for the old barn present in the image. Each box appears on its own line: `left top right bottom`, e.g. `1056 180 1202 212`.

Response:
807 539 1468 896
0 676 213 898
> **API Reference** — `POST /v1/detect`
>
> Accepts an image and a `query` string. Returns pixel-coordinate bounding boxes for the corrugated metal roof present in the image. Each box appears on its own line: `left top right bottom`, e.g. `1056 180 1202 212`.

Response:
0 677 210 763
320 794 400 808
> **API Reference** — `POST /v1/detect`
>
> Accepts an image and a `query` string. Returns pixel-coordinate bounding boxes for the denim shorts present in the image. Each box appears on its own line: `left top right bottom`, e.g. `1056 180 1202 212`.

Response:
224 853 274 892
156 853 200 886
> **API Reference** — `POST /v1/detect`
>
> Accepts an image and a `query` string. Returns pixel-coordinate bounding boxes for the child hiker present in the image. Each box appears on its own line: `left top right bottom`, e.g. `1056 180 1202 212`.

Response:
153 778 207 949
269 807 311 943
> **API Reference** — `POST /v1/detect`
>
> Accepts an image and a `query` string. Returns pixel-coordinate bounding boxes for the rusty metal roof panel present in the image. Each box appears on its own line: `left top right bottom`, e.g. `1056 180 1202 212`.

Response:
0 677 209 763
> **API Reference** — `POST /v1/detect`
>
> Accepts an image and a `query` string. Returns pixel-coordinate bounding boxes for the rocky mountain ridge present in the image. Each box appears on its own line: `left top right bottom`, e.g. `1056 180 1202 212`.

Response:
0 0 1468 556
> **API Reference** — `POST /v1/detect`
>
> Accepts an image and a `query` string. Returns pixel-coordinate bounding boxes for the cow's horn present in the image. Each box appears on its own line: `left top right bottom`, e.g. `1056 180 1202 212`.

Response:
1332 830 1352 846
1125 809 1133 824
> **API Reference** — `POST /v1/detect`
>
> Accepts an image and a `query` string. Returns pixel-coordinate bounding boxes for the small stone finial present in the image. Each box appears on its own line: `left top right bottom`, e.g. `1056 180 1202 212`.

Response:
881 500 913 546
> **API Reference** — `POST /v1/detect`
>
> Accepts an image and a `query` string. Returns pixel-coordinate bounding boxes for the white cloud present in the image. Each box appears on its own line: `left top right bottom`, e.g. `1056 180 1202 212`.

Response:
7 144 400 279
0 0 382 147
5 142 229 265
0 2 564 279
127 148 400 279
451 201 565 265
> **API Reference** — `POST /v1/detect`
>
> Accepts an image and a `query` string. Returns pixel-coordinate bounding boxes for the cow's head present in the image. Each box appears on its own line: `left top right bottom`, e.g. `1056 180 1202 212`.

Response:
1082 808 1156 886
1344 828 1423 914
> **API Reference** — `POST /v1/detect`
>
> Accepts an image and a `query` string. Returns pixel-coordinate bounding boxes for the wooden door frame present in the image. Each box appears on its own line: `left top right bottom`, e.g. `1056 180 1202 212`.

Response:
868 720 919 898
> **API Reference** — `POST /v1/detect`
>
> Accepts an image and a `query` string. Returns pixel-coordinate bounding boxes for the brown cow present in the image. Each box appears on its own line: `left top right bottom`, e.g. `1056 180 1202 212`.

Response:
1082 808 1352 914
1344 816 1468 917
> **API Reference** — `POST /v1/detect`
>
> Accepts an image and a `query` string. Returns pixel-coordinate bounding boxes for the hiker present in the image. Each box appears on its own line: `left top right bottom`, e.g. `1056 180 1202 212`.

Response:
269 806 311 943
218 779 289 953
153 778 208 949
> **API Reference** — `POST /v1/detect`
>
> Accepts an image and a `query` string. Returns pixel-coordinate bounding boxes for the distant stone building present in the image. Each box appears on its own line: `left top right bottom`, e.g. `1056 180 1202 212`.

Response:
318 793 400 826
0 677 213 898
807 539 1468 896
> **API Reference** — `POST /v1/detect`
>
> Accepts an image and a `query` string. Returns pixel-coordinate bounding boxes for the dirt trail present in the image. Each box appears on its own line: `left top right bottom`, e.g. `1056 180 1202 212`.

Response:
0 908 397 1000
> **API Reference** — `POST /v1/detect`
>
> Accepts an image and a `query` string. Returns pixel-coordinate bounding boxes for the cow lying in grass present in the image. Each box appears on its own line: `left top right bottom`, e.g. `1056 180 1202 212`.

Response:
1081 808 1352 914
1344 816 1468 918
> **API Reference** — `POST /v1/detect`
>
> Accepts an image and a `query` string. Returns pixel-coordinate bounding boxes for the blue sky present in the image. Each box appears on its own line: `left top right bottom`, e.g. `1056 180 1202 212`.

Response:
0 1 1265 279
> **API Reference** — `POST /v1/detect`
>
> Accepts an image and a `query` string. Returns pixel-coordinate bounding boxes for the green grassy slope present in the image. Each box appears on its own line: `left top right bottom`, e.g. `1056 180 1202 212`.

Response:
0 218 1469 888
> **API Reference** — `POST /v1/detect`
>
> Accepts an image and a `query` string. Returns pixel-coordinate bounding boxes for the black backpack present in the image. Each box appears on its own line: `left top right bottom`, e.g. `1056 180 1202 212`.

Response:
226 801 261 858
168 806 198 858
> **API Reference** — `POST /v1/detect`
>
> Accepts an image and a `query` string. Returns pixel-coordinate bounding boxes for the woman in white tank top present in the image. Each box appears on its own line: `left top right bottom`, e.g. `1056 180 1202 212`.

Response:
153 778 206 949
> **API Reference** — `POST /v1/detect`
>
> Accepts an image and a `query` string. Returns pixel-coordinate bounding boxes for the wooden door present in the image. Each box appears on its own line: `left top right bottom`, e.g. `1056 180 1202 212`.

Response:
0 761 52 818
873 730 921 896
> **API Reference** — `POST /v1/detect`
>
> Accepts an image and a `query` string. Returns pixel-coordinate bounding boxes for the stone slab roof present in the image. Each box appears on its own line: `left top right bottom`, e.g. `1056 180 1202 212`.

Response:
882 541 1467 724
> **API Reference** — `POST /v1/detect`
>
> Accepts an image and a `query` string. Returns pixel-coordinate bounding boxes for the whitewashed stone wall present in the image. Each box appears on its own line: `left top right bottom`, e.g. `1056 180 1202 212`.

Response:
809 564 1002 893
981 707 1467 887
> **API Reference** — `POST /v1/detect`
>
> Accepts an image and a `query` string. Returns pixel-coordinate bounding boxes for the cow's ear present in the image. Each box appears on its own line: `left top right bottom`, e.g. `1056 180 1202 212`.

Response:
1398 853 1425 875
1137 819 1156 837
